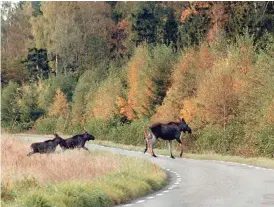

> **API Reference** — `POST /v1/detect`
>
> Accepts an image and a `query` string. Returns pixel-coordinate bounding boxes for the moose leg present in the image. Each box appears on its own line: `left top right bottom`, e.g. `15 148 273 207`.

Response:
168 140 175 159
27 151 34 156
150 135 157 157
176 138 183 157
82 146 89 151
144 139 148 154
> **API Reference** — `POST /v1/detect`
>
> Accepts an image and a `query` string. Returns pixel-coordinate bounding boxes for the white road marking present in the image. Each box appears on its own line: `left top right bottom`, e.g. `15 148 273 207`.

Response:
123 204 133 207
136 200 145 204
163 190 170 193
146 196 154 199
156 193 164 196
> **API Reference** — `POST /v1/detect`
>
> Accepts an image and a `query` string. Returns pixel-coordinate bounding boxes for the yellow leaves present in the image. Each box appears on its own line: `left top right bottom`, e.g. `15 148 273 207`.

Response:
49 88 69 117
120 45 151 119
90 76 123 120
180 99 198 123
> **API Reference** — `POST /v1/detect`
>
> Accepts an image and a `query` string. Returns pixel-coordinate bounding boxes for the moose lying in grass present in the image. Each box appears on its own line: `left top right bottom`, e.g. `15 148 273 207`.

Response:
27 134 65 156
144 118 192 159
59 131 95 151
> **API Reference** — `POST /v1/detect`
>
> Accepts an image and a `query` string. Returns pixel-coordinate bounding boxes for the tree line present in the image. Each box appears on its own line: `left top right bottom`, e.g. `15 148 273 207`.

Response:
1 1 274 157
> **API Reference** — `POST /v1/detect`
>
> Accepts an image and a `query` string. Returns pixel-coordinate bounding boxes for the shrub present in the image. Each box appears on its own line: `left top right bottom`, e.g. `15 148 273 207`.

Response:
48 88 69 118
85 118 112 140
18 84 44 130
57 184 111 207
87 71 124 120
34 117 57 134
43 74 78 106
72 70 105 123
1 81 21 127
23 192 51 207
257 125 274 157
108 119 149 145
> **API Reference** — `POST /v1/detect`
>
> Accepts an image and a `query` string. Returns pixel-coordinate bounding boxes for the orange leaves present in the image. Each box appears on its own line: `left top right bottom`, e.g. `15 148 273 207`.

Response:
49 88 69 117
197 43 215 70
117 96 136 120
232 79 244 93
180 8 197 22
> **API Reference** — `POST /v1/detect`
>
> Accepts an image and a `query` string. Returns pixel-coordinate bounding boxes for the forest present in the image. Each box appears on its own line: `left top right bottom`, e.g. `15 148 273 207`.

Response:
1 1 274 157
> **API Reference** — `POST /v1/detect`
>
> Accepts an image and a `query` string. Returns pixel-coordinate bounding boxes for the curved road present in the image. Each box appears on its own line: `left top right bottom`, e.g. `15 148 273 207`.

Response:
19 135 274 207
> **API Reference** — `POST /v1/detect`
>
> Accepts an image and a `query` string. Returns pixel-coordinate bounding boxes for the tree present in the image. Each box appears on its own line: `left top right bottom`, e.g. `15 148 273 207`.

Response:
23 48 50 81
1 81 21 127
225 2 274 43
1 2 34 85
49 88 69 118
30 2 114 74
1 57 30 86
18 84 44 129
163 8 178 50
1 2 33 59
131 2 159 45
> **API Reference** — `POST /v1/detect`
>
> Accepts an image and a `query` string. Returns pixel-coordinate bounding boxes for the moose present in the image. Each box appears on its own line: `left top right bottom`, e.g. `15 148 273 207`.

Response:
144 118 192 159
59 131 95 151
27 134 65 156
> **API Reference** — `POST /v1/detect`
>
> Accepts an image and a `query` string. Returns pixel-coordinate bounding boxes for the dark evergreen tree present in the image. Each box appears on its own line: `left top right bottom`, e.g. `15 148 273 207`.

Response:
163 8 178 51
23 48 50 81
131 2 159 45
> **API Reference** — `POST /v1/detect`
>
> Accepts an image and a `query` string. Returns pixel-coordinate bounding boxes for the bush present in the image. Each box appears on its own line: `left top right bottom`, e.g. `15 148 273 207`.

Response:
72 70 106 122
1 81 21 127
57 184 111 207
23 192 51 207
88 71 124 120
86 118 112 140
34 117 57 134
18 85 44 130
195 121 245 154
108 119 149 145
257 125 274 157
86 118 149 146
43 74 78 106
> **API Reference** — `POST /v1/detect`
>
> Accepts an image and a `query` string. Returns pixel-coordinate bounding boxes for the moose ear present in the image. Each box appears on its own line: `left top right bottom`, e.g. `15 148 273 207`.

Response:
181 118 186 123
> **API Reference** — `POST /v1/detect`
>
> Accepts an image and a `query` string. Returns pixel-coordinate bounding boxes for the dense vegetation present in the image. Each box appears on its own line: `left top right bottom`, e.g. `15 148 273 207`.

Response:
1 1 274 157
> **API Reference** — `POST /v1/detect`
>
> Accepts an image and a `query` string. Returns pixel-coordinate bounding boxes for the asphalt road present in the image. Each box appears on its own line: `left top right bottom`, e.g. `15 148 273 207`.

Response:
19 135 274 207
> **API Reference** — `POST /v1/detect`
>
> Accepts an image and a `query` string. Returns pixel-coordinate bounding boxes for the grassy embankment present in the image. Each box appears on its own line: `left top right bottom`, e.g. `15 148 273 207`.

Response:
1 135 167 207
93 140 274 170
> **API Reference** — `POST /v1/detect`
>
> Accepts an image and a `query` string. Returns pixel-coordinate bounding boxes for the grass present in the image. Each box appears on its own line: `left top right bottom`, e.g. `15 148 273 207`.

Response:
93 140 274 169
1 136 167 207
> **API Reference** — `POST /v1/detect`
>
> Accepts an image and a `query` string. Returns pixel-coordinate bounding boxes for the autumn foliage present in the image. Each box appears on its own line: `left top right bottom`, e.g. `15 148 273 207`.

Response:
49 88 69 117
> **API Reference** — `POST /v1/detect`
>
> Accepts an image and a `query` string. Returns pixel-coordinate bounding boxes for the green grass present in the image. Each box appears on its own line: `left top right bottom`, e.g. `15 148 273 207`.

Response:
93 140 274 169
2 157 167 207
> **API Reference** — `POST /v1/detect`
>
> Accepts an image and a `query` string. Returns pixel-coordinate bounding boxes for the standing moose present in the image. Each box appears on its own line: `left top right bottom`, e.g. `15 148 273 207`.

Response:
144 118 192 158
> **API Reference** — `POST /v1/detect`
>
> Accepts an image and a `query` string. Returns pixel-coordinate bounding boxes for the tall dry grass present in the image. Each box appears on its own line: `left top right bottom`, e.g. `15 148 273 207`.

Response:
1 136 121 184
